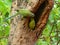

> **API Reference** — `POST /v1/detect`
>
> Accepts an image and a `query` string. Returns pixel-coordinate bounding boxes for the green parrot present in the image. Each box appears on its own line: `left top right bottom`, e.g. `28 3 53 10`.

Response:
4 9 35 30
19 9 35 29
18 9 34 17
4 9 34 21
29 18 35 29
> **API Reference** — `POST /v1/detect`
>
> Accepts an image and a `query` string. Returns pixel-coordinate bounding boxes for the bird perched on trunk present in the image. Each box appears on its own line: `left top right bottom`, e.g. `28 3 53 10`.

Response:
4 9 35 30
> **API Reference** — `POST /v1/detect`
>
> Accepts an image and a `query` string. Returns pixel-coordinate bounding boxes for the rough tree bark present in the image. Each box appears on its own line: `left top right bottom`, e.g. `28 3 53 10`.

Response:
8 0 54 45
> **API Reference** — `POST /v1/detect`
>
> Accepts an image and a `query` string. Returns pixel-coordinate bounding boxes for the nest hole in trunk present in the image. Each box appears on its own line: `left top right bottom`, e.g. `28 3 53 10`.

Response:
34 1 48 25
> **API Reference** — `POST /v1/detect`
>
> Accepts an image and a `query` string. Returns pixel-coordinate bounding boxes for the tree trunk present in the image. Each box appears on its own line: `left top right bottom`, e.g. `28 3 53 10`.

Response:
8 0 54 45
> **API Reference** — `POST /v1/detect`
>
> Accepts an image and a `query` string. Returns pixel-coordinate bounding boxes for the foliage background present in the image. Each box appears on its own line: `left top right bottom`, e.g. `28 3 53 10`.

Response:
0 0 60 45
0 0 11 45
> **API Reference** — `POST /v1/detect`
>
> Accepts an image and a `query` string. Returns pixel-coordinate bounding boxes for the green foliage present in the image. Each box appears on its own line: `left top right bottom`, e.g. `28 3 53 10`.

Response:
0 0 12 45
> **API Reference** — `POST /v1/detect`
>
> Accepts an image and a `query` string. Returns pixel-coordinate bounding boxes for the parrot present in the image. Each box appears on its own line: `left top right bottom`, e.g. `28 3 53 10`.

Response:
4 9 35 30
4 9 34 21
29 18 35 30
18 9 34 17
18 9 35 29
